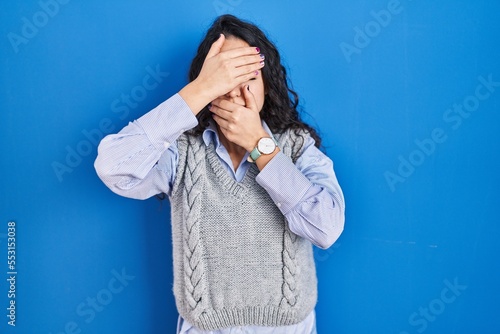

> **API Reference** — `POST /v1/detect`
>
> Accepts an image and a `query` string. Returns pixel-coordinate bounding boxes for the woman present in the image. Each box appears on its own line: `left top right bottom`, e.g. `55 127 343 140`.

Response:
95 14 345 334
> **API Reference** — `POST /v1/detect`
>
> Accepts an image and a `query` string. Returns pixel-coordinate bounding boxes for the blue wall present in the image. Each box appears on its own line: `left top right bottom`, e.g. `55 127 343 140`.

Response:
1 1 499 333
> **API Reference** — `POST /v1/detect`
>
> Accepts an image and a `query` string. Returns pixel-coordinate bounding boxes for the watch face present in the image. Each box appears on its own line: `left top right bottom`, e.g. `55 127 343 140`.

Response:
258 137 276 154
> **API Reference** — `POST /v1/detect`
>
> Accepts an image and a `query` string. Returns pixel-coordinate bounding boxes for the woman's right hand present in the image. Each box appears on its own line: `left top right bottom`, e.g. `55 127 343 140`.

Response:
196 34 264 98
179 34 264 115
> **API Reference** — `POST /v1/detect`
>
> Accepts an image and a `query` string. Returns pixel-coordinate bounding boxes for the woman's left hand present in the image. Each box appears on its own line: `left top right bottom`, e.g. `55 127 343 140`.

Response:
210 85 268 152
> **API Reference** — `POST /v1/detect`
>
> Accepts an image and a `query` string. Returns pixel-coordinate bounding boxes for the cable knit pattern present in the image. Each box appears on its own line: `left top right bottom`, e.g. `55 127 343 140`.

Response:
277 131 301 308
170 128 317 331
280 227 299 307
182 134 207 315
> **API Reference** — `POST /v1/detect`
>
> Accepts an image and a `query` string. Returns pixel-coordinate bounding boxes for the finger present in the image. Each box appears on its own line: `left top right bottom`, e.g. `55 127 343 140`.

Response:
206 34 225 59
210 101 233 119
212 113 231 130
222 46 261 60
232 54 265 68
236 68 263 83
243 85 257 112
234 61 265 78
214 98 246 116
212 97 240 110
211 97 229 106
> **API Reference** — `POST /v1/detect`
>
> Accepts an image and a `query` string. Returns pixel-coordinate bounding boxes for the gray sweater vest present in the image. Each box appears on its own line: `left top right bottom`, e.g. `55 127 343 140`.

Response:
170 128 318 331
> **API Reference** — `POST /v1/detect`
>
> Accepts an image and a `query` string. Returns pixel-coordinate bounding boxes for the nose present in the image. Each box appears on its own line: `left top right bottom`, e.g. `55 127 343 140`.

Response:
225 85 243 99
224 85 246 105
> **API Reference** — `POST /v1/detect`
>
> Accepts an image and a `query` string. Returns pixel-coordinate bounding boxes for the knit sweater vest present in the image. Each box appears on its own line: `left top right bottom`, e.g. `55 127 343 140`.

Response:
170 128 318 331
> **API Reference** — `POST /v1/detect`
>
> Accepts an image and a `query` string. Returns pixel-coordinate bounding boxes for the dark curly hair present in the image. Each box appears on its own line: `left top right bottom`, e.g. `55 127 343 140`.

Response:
187 14 322 148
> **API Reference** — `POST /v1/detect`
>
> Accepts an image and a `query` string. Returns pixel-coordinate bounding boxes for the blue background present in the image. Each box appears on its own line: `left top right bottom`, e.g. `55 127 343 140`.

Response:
1 1 499 333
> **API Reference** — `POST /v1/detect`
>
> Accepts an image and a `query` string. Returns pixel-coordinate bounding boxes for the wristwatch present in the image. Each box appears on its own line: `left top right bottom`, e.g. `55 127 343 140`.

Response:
247 137 278 162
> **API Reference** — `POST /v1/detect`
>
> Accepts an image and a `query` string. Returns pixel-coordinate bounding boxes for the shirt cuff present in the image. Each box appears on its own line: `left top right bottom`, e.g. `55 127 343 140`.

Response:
255 151 313 214
136 93 198 151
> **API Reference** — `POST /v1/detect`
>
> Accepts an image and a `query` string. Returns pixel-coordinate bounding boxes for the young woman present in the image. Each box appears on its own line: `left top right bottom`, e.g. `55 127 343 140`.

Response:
95 14 345 334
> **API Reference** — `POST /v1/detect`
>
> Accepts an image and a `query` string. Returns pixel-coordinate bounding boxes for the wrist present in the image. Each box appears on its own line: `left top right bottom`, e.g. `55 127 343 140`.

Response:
192 78 218 101
246 130 269 153
247 134 278 163
178 80 214 115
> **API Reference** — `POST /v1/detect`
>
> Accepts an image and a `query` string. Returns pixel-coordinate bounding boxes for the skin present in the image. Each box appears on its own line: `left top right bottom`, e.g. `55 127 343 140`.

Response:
178 34 280 171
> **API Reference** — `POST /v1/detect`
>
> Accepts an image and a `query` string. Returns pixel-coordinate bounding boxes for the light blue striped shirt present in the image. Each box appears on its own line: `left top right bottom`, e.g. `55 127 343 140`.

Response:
94 93 345 334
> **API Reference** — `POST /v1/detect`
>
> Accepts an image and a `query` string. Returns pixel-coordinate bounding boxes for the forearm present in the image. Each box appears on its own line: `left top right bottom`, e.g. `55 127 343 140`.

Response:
256 151 345 249
178 80 215 116
94 94 198 198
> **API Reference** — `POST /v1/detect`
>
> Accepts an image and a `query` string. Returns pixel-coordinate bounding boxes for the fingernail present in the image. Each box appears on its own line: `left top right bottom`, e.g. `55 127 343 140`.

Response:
260 54 265 60
260 61 265 66
208 103 212 109
254 70 259 76
256 47 260 53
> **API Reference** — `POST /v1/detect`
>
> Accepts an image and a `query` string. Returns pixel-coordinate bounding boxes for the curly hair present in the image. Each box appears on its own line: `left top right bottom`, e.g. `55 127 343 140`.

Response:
187 14 322 148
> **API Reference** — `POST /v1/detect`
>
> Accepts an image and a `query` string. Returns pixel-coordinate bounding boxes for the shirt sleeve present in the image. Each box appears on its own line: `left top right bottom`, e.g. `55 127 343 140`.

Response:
255 136 345 249
94 93 198 199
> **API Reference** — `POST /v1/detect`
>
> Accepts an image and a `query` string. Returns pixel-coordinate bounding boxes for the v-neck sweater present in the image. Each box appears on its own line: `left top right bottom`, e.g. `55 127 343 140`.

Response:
169 128 318 331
